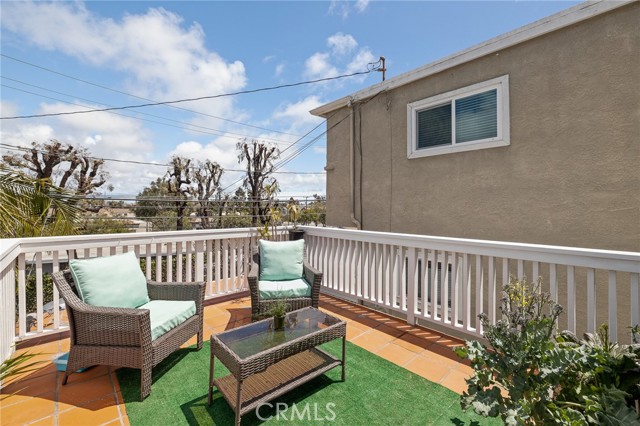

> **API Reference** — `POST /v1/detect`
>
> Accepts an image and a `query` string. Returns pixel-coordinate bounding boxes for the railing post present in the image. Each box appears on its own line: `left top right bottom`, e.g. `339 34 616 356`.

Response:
406 248 417 325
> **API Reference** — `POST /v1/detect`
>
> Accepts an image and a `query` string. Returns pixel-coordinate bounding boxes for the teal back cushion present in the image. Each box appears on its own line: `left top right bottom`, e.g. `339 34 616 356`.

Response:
69 252 150 308
259 239 304 281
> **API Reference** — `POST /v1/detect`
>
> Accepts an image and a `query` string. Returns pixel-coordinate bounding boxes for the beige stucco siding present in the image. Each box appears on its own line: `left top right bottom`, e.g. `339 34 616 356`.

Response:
325 3 639 252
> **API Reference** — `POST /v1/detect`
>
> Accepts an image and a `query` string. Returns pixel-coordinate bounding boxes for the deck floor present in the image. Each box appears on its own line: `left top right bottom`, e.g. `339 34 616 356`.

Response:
0 294 473 426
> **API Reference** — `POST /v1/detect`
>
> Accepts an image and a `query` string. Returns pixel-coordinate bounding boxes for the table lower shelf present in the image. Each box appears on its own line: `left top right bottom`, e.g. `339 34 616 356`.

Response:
214 347 342 416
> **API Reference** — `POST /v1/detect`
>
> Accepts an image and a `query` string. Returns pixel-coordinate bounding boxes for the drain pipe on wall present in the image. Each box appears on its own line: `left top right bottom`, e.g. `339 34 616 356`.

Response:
348 99 362 230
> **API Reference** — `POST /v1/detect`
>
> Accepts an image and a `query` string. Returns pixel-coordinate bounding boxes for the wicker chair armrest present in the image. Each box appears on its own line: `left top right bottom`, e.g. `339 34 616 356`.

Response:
303 261 322 287
147 280 204 302
304 260 322 309
70 305 151 347
147 280 205 315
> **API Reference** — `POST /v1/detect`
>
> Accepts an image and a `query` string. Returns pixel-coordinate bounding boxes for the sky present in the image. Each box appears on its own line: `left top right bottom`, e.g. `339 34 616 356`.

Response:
0 0 579 199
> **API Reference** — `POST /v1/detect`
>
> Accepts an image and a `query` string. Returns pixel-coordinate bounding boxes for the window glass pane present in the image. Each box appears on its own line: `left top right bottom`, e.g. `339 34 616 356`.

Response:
455 89 497 143
417 103 451 149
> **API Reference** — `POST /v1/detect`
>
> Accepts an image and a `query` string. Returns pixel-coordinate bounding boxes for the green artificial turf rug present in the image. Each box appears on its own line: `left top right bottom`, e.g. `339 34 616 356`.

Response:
117 340 501 426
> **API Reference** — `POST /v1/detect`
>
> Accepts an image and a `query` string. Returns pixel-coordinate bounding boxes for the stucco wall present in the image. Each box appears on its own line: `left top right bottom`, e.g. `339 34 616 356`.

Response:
324 3 639 253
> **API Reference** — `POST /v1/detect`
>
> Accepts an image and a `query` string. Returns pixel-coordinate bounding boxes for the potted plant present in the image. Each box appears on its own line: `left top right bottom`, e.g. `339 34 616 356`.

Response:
287 198 304 240
269 300 289 330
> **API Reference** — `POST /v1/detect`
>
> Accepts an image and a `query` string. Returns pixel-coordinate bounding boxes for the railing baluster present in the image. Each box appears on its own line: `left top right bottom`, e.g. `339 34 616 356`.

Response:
517 259 524 280
176 242 183 282
609 271 617 340
145 244 152 279
223 240 229 292
18 254 26 338
502 257 509 286
52 251 60 329
587 268 596 333
377 243 383 303
566 265 576 333
451 253 459 326
475 255 483 334
463 254 471 331
214 239 221 293
430 250 438 320
195 240 204 283
418 249 427 318
155 243 163 282
631 273 640 328
186 242 193 282
167 242 173 282
441 251 450 323
488 256 496 325
549 263 557 303
35 252 43 333
400 246 407 312
406 248 417 324
242 239 250 291
336 239 345 293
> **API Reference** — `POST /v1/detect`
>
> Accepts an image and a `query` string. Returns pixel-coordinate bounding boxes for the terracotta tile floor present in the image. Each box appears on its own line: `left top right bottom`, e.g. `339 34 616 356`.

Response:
0 295 472 425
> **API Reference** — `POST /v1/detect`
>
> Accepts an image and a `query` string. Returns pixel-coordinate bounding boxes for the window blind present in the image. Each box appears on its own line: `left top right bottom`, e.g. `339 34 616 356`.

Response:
417 103 452 148
455 89 497 143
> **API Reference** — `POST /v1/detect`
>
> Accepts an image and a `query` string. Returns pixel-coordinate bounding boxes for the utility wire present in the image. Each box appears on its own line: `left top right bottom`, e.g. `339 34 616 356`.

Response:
0 143 325 175
1 68 377 120
1 53 301 137
1 77 297 145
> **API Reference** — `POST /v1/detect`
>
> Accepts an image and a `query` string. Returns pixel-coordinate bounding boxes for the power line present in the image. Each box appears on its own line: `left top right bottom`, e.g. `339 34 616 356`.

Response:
1 78 295 145
0 143 326 175
1 53 301 137
1 68 377 120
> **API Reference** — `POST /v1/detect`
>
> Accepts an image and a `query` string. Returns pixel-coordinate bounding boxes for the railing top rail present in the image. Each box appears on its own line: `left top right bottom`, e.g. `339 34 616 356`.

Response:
0 239 20 271
301 226 640 273
6 227 260 254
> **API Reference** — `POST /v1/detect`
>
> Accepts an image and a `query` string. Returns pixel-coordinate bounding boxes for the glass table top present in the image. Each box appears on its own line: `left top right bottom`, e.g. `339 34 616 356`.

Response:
215 307 343 359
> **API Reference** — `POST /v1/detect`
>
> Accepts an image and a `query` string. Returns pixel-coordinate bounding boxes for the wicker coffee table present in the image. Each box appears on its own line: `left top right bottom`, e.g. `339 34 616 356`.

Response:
208 307 346 425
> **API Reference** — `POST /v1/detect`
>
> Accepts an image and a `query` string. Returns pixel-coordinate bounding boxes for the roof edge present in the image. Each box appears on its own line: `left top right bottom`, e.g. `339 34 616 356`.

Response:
310 0 634 117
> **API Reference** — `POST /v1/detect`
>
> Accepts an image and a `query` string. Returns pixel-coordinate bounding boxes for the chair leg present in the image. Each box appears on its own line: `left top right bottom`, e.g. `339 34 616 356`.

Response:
141 364 152 401
196 331 203 350
62 373 69 385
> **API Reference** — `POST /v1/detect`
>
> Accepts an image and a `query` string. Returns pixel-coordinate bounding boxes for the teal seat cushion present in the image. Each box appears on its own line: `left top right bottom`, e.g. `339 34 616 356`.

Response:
137 300 196 341
258 278 312 300
259 239 304 281
69 252 150 309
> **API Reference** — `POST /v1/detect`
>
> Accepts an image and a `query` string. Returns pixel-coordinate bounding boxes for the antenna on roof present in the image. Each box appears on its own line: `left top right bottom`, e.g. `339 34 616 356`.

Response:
376 56 387 82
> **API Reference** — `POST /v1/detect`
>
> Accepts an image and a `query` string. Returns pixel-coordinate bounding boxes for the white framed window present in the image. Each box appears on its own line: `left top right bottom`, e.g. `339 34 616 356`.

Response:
407 75 510 159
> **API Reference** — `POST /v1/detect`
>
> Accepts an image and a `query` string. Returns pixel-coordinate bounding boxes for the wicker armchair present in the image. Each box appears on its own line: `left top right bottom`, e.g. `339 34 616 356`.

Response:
52 270 205 400
248 251 322 319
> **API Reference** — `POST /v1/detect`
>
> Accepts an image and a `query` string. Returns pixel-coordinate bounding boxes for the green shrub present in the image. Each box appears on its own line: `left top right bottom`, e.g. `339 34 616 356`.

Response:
455 277 640 425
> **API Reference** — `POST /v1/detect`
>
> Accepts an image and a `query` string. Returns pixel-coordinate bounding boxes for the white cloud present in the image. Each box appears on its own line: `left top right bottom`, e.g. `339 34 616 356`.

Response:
313 146 327 155
355 0 370 13
275 63 286 77
1 1 246 117
0 101 19 118
328 0 370 19
273 96 324 129
327 33 358 56
0 102 157 194
304 33 375 83
304 53 338 80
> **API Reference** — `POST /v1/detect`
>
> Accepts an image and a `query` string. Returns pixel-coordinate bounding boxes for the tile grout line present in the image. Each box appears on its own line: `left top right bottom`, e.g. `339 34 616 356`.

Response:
54 338 60 426
108 367 126 426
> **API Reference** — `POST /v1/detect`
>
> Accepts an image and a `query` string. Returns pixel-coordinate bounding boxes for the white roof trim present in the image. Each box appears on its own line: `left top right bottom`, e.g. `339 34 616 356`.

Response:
310 0 635 117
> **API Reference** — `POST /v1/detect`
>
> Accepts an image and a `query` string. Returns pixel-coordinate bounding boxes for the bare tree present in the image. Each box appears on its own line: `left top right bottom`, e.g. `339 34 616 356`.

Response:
236 138 280 226
188 160 223 229
2 140 111 197
165 156 192 231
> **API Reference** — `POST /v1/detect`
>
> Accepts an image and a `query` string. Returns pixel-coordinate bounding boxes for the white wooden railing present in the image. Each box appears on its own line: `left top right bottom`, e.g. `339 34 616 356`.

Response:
2 226 639 364
303 227 640 343
0 228 282 363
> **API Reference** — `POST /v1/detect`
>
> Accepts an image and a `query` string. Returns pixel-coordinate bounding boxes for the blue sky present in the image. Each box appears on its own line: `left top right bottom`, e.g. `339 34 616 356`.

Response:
0 0 578 197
